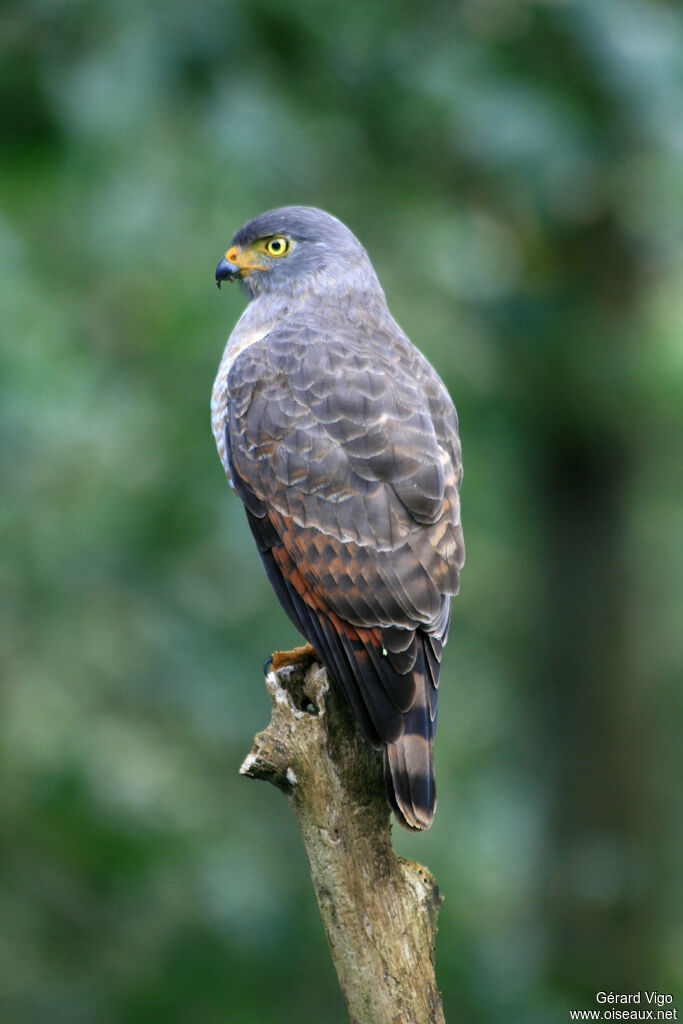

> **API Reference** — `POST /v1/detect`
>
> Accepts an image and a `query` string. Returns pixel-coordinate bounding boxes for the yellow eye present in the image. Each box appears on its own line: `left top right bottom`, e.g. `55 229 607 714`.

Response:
265 236 290 257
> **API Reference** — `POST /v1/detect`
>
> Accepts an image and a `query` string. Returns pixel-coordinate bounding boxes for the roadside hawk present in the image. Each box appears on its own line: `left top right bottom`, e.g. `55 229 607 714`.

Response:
212 206 464 830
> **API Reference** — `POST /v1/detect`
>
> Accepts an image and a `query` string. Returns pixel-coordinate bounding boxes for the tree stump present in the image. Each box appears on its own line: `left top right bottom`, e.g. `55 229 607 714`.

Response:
240 657 446 1024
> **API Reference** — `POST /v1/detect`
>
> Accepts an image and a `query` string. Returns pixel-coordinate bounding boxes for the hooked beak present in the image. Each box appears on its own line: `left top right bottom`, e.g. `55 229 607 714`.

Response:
216 243 268 288
215 256 241 288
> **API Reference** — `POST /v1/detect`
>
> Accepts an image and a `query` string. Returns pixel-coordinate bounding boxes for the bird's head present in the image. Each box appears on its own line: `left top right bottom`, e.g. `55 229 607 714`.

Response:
215 206 381 300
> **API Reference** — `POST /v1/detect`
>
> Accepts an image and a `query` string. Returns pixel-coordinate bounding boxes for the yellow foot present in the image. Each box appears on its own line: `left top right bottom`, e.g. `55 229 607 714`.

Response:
268 643 317 672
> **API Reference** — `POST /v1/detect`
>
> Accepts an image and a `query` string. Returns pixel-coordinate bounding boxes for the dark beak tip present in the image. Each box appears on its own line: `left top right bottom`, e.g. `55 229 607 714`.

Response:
215 256 240 288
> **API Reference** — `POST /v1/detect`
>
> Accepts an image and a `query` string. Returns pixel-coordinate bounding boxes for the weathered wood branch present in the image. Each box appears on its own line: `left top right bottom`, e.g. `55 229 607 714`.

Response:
240 657 445 1024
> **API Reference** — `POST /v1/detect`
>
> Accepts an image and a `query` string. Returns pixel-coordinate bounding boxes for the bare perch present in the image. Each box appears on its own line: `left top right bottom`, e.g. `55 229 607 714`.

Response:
240 658 446 1024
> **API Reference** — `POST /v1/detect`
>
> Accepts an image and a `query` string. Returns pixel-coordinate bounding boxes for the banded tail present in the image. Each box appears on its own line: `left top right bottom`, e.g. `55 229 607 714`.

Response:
383 631 440 830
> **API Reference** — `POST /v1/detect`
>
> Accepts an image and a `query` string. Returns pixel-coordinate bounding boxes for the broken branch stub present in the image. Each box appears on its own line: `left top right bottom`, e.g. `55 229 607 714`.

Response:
240 659 446 1024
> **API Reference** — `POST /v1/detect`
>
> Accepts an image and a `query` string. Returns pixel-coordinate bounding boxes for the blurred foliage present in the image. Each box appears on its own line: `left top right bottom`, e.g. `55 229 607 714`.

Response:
1 0 681 1021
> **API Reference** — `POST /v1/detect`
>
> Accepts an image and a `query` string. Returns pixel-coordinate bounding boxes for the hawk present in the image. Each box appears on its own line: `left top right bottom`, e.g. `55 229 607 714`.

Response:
212 207 464 830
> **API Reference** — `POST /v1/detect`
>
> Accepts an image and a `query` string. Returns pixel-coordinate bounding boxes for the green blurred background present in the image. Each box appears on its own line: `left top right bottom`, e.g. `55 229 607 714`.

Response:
1 1 681 1021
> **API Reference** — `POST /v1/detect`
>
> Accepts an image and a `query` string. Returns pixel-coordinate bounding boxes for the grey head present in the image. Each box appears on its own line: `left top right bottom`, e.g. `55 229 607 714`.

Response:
215 206 383 302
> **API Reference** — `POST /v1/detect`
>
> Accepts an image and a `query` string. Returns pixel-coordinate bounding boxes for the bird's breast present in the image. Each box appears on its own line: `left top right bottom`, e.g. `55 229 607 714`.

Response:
211 321 276 480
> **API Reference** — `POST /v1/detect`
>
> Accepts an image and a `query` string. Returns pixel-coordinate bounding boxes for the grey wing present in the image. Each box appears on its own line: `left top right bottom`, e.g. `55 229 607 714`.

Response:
223 320 464 831
225 322 464 632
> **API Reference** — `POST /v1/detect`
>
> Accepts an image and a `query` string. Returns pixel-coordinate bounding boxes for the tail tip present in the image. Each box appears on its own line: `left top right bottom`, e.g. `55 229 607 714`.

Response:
384 748 436 831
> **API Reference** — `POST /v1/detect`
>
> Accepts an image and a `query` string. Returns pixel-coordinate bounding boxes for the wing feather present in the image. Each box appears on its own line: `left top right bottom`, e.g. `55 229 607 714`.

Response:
223 317 464 830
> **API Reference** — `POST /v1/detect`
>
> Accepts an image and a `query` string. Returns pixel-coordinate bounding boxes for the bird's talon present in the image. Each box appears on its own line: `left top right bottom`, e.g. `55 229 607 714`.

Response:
270 643 317 671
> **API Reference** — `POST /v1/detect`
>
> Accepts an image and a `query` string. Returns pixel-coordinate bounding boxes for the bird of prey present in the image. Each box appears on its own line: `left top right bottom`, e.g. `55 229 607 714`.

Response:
212 206 464 830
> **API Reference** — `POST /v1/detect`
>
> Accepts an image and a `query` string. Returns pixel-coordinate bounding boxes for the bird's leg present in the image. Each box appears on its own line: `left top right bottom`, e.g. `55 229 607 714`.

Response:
267 642 318 672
